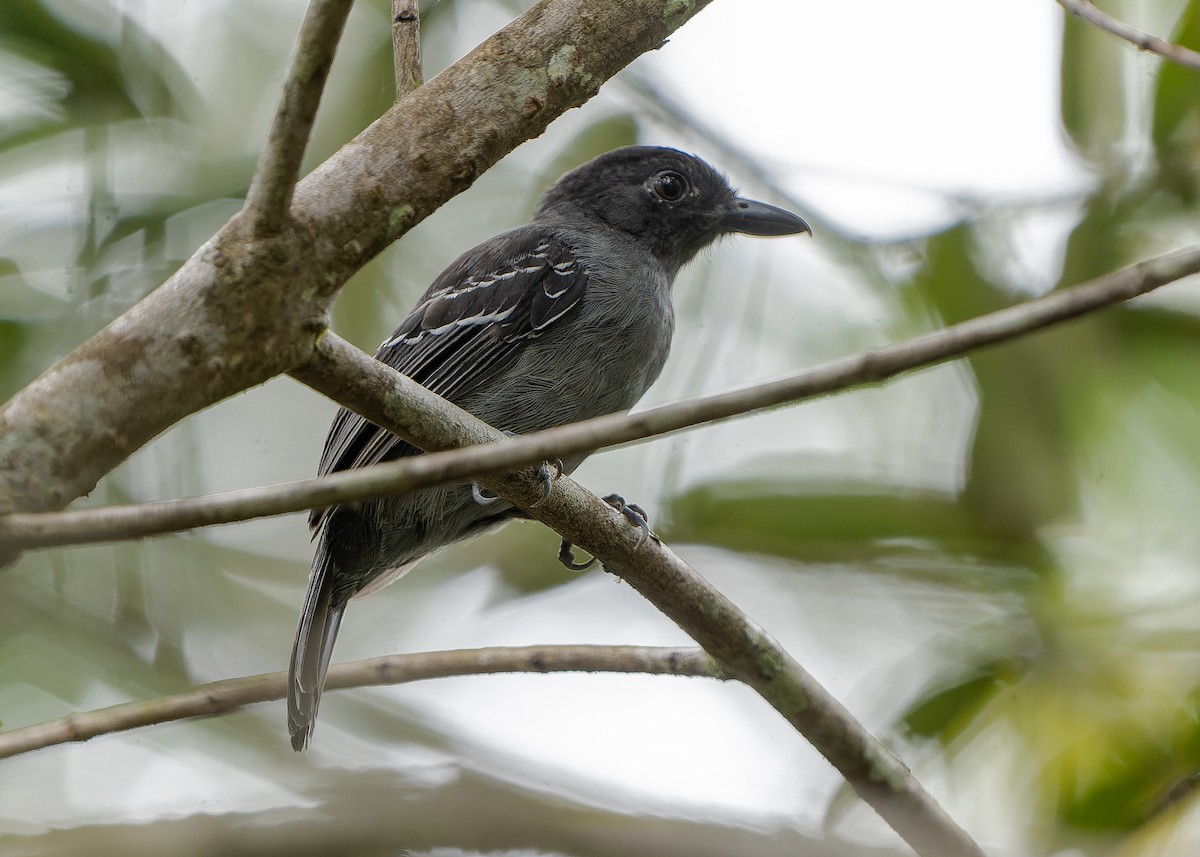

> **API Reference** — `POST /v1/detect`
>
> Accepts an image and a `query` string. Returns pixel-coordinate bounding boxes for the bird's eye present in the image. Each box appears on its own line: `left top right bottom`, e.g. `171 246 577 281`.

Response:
652 171 689 202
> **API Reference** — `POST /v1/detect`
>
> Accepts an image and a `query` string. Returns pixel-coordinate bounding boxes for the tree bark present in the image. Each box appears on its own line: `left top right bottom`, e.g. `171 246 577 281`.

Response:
0 0 713 520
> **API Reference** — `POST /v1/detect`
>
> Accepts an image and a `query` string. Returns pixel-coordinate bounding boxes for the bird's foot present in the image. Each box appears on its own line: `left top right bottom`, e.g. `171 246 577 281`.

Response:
472 457 563 507
557 493 658 572
603 493 654 546
472 430 563 508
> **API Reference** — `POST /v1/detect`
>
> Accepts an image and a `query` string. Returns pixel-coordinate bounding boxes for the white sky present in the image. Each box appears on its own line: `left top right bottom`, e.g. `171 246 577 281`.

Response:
647 0 1087 237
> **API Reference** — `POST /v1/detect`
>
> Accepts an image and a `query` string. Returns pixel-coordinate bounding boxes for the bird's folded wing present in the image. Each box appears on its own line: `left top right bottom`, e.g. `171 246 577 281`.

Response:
309 228 589 533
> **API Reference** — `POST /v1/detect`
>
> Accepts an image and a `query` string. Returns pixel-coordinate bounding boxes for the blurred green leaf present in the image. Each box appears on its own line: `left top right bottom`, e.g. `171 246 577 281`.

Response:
0 0 196 153
1114 306 1200 400
1060 690 1200 833
912 225 1078 541
1057 186 1146 288
665 480 980 562
1152 0 1200 202
0 256 69 321
0 321 30 394
903 667 1010 743
1060 0 1128 166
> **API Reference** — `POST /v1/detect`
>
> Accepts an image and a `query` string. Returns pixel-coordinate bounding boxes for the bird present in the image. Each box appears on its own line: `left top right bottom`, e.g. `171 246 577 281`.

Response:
288 145 811 750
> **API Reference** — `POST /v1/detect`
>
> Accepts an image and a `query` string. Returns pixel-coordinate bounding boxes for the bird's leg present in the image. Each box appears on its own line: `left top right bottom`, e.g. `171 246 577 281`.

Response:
557 493 658 572
471 432 563 507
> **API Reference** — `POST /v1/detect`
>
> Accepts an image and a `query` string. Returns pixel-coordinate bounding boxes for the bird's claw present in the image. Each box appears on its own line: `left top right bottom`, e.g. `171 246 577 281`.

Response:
531 458 564 508
473 428 562 508
603 493 654 547
471 482 499 505
556 493 657 572
558 538 596 571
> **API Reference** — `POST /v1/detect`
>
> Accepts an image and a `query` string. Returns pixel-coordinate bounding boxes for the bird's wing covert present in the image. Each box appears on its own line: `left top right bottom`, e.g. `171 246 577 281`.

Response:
309 230 589 533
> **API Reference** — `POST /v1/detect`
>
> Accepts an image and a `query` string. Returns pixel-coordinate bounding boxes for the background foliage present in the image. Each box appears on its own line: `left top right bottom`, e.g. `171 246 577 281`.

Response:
3 1 1200 855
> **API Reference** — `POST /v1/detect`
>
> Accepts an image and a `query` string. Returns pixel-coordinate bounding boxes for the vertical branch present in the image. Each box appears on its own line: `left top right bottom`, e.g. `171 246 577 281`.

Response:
243 0 355 237
392 0 423 98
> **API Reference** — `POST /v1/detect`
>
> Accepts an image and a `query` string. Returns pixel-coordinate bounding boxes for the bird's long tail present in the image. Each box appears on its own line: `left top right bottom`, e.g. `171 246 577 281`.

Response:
288 543 345 752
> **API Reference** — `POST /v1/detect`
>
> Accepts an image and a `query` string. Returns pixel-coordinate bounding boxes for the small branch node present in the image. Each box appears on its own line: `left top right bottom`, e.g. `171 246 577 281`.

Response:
392 0 423 99
1057 0 1200 72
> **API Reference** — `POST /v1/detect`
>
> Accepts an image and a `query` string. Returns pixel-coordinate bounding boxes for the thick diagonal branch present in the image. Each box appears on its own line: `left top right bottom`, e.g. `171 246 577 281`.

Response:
0 0 713 531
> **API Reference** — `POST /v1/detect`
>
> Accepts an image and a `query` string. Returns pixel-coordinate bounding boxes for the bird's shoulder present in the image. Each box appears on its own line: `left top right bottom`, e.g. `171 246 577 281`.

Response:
378 226 591 364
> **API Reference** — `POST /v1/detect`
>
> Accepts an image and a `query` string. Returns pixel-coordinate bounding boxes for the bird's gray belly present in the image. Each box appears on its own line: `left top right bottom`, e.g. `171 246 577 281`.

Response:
472 296 674 433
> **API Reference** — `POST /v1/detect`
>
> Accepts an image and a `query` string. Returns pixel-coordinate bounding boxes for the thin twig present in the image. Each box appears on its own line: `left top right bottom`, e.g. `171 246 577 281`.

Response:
392 0 423 98
3 242 1198 551
243 0 355 236
0 646 722 760
1058 0 1200 72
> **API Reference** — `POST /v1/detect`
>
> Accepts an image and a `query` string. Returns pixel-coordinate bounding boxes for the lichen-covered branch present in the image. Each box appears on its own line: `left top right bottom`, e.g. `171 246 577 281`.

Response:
0 0 714 530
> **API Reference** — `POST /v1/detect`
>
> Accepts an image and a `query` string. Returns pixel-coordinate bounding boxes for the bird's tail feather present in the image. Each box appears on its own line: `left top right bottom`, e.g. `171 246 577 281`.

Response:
288 546 345 752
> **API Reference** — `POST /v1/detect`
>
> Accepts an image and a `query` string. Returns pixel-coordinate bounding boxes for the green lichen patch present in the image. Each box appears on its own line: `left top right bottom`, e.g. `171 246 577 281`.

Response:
664 0 693 21
388 204 415 232
548 45 593 89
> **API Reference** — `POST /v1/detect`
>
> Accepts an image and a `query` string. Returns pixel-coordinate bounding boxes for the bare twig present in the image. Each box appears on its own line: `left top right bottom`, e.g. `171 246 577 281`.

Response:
392 0 423 98
1058 0 1200 72
243 0 355 236
0 646 722 760
4 242 1198 551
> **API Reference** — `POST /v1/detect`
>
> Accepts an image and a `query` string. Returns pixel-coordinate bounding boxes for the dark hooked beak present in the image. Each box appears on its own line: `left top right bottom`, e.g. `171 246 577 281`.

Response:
721 197 811 237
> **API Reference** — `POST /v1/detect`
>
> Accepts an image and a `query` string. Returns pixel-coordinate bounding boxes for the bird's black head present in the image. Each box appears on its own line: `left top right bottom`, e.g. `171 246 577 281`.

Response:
533 146 810 273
